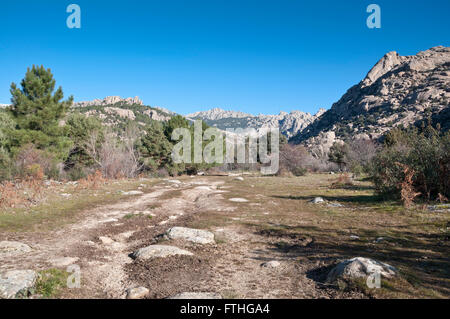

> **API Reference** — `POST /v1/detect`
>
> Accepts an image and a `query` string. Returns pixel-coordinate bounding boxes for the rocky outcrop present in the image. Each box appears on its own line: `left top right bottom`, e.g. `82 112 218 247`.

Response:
293 46 450 153
73 96 143 108
187 107 326 138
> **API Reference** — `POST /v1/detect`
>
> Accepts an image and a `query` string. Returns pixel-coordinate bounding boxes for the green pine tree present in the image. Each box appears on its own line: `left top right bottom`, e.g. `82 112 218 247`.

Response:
8 65 73 161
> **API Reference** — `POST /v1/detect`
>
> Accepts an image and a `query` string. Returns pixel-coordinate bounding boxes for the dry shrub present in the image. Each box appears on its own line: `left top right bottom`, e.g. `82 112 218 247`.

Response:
331 173 354 189
77 170 105 190
84 128 141 179
396 163 421 208
278 144 310 176
14 144 53 178
0 175 45 208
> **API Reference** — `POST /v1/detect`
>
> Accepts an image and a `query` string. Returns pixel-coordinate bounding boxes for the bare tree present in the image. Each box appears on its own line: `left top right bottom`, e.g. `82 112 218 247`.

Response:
84 127 142 179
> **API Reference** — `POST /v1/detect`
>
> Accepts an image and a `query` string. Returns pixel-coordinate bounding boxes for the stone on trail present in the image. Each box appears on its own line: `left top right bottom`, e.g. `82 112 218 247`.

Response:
167 292 222 299
0 270 38 299
0 241 32 256
122 190 144 196
99 236 115 245
233 177 244 181
229 198 249 203
126 287 149 299
326 257 398 283
131 245 193 260
166 227 215 244
261 260 281 268
167 179 182 184
310 197 325 204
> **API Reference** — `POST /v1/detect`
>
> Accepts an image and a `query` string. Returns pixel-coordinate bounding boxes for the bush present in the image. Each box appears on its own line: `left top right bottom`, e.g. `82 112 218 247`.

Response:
278 144 310 176
370 124 449 202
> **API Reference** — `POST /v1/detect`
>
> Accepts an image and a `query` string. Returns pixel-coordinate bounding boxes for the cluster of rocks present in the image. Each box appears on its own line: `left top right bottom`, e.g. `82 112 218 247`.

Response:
73 96 143 108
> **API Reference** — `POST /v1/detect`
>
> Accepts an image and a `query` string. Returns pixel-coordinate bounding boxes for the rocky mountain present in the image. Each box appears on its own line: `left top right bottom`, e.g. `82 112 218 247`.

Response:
0 104 10 109
186 107 326 138
70 96 172 127
292 46 450 155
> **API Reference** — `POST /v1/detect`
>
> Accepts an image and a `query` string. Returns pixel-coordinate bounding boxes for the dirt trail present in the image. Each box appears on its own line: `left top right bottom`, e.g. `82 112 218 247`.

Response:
1 177 360 299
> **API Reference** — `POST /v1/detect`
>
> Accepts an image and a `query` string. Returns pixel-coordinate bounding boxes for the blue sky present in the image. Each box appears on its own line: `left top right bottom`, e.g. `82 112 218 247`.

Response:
0 0 449 115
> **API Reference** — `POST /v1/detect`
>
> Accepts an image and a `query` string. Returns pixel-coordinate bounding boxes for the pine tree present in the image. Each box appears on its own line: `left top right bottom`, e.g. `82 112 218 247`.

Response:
8 65 73 161
139 121 174 171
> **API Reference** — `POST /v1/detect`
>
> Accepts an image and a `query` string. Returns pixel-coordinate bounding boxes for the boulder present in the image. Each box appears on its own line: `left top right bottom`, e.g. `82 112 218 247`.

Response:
166 227 215 244
0 270 38 299
233 177 244 181
326 257 398 283
131 245 193 260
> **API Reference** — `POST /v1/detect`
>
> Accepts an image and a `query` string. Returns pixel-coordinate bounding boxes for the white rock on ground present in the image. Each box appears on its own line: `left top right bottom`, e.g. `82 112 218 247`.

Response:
0 270 38 299
122 190 144 196
167 180 182 184
99 236 115 245
229 198 249 203
126 287 149 299
167 292 222 299
131 245 193 260
311 197 325 204
261 261 281 268
166 227 215 244
326 257 398 283
234 177 244 181
0 241 32 256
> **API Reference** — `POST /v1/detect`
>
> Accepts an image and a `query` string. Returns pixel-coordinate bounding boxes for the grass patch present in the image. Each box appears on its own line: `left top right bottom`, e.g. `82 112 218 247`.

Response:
35 269 70 298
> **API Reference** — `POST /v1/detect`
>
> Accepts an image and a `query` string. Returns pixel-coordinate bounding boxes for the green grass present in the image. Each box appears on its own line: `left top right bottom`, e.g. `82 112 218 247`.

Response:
35 269 70 298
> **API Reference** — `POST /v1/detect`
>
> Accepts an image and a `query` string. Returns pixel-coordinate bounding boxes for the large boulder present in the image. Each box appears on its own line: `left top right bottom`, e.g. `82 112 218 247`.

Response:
166 227 215 244
0 270 38 299
326 257 398 283
131 245 193 260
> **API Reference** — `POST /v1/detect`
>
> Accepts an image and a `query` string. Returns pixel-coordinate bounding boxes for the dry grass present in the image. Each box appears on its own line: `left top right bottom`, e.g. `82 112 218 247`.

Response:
206 173 450 299
0 178 158 232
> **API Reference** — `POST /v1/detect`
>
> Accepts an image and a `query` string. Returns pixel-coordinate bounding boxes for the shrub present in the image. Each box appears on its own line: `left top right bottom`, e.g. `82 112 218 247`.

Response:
278 144 310 176
370 124 449 202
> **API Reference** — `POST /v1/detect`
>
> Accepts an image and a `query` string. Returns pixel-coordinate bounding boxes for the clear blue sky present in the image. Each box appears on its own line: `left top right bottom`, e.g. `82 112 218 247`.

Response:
0 0 449 115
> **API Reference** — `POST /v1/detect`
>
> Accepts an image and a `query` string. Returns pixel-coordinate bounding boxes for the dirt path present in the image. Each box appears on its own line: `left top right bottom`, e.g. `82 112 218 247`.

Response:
0 177 362 299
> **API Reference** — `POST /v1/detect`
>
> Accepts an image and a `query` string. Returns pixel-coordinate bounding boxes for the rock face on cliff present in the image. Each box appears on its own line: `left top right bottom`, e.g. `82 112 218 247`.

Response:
73 96 144 108
292 46 450 154
187 108 326 138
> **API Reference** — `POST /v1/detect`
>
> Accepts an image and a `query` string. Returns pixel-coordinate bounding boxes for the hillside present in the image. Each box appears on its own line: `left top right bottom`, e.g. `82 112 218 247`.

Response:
187 107 326 138
291 46 450 154
71 96 172 128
